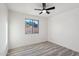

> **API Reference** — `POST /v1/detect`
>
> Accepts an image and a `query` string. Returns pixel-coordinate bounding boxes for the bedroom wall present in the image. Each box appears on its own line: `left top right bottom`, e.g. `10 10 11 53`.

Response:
0 4 8 55
8 10 48 49
48 8 79 52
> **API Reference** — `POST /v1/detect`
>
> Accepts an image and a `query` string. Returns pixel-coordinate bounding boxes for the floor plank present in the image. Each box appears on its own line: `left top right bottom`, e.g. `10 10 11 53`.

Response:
7 41 79 56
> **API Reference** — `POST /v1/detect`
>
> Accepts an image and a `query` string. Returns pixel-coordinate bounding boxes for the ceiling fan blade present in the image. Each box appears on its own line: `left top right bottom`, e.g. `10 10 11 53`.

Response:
42 3 46 9
39 12 43 14
46 6 55 10
34 9 42 11
46 11 50 14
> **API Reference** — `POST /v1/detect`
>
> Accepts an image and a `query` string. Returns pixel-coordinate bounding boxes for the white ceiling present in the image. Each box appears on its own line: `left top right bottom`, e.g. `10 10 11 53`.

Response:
7 3 79 18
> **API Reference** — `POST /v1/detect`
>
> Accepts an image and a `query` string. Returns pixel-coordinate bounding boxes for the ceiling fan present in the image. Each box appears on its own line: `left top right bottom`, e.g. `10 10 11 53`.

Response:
34 3 55 14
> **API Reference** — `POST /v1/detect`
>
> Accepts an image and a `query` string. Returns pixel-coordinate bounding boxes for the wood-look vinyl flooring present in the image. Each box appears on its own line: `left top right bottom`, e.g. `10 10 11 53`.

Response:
7 41 79 56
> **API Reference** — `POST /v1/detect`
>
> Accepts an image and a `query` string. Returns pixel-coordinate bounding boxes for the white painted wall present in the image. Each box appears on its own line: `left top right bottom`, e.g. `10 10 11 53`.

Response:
0 4 8 55
48 8 79 52
8 10 48 49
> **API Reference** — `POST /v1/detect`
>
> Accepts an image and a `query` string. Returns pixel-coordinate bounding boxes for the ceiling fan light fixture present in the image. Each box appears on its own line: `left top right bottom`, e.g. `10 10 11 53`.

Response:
42 10 46 13
35 3 55 14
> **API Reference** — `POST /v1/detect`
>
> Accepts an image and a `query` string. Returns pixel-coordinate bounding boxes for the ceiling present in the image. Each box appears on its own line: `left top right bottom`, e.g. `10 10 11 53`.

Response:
7 3 79 18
